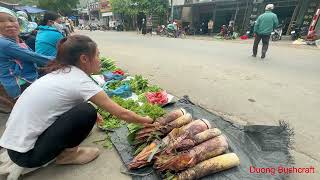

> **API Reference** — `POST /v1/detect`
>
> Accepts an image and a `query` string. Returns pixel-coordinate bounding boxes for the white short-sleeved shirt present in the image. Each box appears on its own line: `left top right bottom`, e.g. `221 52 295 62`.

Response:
0 66 102 153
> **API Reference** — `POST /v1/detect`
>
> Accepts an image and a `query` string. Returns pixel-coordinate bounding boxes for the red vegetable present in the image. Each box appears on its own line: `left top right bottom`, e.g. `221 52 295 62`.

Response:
112 69 125 76
145 91 168 105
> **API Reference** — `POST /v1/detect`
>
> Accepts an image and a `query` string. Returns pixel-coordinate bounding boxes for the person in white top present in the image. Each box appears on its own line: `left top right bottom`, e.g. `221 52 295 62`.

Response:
0 35 153 172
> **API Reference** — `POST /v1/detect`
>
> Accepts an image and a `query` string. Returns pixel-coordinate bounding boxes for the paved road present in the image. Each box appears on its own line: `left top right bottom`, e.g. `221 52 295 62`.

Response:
0 31 319 180
83 31 320 180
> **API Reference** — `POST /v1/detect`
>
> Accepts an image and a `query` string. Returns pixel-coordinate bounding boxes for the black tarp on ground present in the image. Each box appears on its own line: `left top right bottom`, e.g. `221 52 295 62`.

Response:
109 96 294 180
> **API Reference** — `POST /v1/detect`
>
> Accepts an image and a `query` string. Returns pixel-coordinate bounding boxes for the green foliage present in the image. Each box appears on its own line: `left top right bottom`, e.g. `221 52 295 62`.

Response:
143 0 169 15
110 0 168 16
37 0 79 15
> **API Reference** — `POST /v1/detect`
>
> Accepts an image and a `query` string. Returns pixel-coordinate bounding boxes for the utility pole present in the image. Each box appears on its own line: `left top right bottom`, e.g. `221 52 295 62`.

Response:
170 0 174 22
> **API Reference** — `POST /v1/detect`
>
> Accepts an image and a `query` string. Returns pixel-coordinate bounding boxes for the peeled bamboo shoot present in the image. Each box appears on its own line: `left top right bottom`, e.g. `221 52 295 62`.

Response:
176 153 240 180
160 113 193 134
157 108 186 125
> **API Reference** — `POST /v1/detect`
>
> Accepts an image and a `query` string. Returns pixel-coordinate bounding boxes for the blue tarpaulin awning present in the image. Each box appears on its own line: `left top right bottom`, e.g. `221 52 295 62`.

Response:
68 16 77 20
15 6 46 14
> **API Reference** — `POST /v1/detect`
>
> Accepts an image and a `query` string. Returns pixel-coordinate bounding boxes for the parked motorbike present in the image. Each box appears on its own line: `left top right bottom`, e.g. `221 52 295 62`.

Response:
291 25 309 41
176 29 187 39
89 24 98 31
157 25 166 36
271 24 283 41
185 25 195 35
116 23 124 31
246 23 255 38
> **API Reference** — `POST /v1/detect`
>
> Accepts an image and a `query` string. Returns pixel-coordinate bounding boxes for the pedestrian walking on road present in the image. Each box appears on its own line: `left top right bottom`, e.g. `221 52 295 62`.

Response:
252 4 279 59
141 18 147 35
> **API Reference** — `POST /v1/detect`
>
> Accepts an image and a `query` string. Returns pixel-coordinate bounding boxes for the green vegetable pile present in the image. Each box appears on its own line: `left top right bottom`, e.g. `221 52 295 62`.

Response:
98 96 165 130
95 57 168 150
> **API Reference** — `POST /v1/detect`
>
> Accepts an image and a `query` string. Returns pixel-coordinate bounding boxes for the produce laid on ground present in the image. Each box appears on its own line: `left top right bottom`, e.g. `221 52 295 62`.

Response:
95 57 240 180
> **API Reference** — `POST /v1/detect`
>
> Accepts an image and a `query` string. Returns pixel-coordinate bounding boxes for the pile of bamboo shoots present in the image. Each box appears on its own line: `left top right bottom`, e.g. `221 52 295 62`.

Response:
128 109 240 180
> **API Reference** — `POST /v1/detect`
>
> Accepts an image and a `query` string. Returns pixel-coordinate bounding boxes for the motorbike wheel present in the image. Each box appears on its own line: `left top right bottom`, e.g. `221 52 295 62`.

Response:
179 32 186 39
160 31 166 37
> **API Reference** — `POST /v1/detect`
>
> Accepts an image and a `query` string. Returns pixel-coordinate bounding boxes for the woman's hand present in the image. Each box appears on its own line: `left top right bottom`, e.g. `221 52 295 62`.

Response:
140 116 153 124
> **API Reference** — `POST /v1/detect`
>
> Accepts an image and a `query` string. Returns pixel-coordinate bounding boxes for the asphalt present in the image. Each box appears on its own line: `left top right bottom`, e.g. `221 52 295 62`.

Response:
0 30 319 180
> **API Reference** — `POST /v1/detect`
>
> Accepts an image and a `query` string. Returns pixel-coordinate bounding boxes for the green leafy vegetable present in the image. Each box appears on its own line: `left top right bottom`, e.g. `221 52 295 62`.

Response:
106 80 130 90
127 123 144 145
146 85 162 92
138 93 148 104
136 103 165 120
100 57 118 72
129 75 149 95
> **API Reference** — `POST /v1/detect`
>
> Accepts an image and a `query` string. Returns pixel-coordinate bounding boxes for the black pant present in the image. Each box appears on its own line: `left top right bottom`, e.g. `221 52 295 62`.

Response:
253 34 270 56
8 103 97 168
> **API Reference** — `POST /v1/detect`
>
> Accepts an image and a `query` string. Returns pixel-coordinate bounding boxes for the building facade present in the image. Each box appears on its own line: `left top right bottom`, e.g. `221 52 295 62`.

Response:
172 0 320 34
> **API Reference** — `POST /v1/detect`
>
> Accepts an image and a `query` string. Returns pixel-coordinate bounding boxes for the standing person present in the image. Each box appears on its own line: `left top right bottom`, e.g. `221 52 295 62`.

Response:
227 21 234 38
36 12 64 57
136 20 141 34
252 4 278 59
141 18 147 35
53 16 65 35
208 20 214 36
0 35 153 179
146 16 153 35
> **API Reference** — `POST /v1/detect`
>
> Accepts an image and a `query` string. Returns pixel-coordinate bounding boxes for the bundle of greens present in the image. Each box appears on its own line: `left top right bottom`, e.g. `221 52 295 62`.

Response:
100 57 118 72
97 109 124 130
105 80 130 91
129 75 149 95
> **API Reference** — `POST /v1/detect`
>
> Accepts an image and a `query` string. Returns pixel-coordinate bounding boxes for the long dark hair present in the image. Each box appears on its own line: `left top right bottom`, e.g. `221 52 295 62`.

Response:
44 35 97 73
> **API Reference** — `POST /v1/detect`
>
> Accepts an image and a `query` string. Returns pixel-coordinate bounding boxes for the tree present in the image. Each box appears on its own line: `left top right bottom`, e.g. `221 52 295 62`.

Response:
37 0 79 15
110 0 168 30
110 0 168 17
142 0 169 16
